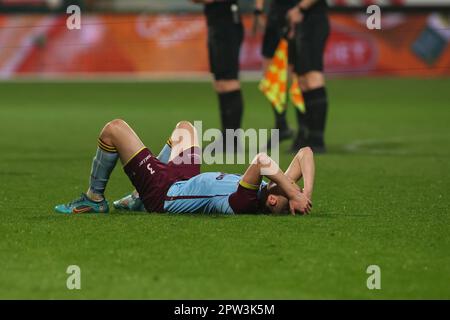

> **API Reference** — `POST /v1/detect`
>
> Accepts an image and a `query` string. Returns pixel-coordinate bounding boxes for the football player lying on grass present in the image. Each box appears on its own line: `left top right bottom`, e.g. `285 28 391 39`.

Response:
55 120 314 215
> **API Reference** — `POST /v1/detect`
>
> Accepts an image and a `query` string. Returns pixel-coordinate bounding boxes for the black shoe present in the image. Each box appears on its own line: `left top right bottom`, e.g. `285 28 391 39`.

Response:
279 127 294 141
309 132 326 154
266 127 294 150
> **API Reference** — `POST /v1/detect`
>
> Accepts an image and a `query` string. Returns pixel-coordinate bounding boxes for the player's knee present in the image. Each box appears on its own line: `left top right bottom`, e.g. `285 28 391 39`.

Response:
299 147 313 154
103 119 127 137
172 121 197 146
176 121 194 131
108 118 127 131
299 146 313 156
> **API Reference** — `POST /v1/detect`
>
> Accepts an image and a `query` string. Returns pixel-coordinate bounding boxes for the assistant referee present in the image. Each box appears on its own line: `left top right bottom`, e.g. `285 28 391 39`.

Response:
256 0 330 153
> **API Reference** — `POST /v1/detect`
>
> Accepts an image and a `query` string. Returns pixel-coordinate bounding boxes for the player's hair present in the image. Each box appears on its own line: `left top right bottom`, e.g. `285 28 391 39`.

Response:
263 185 290 214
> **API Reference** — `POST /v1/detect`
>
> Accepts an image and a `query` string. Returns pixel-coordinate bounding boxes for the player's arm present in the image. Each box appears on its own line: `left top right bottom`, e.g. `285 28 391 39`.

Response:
285 147 315 200
241 153 312 214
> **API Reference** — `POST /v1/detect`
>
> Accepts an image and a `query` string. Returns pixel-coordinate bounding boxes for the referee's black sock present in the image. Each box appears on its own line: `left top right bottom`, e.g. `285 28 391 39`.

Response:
294 106 310 147
218 89 243 131
273 106 288 131
218 89 243 153
304 87 328 149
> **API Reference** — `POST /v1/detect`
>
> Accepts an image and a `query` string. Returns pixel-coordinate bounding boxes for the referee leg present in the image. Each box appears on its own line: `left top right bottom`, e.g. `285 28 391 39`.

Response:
292 13 330 153
207 20 244 142
261 3 295 145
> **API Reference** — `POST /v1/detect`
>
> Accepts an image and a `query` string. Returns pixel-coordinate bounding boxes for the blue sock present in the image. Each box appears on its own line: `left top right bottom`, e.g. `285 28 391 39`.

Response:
157 138 172 164
88 139 119 198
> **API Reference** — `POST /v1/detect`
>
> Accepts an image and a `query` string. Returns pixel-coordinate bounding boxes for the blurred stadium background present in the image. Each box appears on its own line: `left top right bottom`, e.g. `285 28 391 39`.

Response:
0 0 449 79
1 1 449 299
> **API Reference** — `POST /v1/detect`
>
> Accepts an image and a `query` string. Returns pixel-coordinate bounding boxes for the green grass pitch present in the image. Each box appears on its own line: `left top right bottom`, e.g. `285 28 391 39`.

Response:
0 79 449 299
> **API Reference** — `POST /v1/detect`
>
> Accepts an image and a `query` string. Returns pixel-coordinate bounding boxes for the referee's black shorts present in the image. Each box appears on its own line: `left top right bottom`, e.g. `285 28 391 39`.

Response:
262 4 329 75
293 12 330 75
207 20 244 80
262 3 296 64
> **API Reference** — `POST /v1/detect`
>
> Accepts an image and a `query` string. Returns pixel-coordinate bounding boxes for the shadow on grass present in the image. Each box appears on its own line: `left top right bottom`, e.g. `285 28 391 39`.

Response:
334 140 409 156
29 210 370 221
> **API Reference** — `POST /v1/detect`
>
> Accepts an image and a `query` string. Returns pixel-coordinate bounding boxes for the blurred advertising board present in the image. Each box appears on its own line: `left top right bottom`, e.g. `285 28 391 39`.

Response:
0 0 86 12
0 12 449 78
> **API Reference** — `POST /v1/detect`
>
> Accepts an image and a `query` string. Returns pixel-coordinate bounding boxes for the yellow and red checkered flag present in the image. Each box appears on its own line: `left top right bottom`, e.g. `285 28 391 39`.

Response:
259 38 306 114
290 75 305 113
259 38 288 114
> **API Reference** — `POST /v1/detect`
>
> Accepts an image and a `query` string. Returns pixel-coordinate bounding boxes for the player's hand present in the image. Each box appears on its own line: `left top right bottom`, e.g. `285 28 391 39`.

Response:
302 188 313 201
288 192 312 215
286 7 303 39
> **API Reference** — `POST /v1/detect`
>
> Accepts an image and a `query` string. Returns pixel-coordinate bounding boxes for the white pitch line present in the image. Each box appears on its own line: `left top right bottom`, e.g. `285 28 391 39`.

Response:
343 137 416 155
